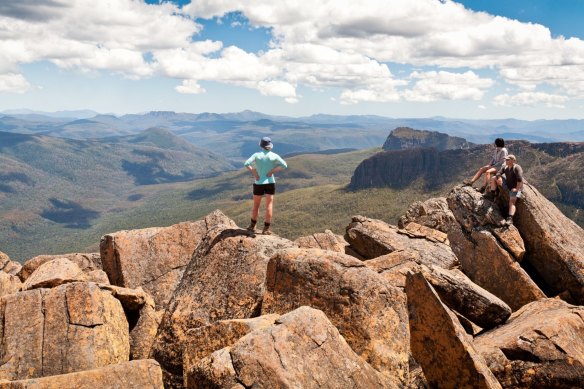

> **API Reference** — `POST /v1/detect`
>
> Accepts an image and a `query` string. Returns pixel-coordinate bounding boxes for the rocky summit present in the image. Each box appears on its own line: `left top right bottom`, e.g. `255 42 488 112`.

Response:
0 181 582 389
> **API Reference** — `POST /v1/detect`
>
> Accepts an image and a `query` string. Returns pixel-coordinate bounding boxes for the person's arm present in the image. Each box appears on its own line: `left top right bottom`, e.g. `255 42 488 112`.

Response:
244 154 259 181
267 166 284 177
267 155 287 177
513 165 524 192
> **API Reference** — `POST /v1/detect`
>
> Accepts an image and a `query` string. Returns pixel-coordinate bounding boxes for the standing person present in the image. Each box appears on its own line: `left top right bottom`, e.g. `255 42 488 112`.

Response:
244 137 288 235
486 154 524 225
463 138 508 192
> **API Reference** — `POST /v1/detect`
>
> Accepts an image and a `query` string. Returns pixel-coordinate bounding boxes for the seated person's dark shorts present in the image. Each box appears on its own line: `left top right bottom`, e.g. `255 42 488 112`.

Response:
253 183 276 196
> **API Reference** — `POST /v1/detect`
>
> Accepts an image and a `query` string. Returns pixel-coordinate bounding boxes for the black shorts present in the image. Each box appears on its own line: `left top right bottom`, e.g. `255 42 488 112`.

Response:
253 183 276 196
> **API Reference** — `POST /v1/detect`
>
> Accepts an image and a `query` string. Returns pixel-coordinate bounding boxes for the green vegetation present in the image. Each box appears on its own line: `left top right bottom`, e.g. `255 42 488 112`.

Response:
2 132 583 263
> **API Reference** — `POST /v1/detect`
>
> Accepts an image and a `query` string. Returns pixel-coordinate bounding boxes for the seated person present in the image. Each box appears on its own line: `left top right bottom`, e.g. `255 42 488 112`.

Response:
485 154 524 225
463 138 508 192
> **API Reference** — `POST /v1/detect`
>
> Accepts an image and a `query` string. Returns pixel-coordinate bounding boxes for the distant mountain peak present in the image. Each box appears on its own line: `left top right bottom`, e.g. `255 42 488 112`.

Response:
383 127 473 151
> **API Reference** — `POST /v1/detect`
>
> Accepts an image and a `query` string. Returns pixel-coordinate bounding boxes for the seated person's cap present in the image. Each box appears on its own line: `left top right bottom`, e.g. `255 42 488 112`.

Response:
259 137 272 148
505 154 516 160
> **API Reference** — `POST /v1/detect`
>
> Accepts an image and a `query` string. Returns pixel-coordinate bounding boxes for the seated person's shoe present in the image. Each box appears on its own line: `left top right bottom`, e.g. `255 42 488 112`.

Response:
462 179 473 186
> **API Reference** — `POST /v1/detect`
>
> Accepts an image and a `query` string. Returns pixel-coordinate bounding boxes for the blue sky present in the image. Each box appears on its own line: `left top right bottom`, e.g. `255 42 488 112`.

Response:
1 0 584 119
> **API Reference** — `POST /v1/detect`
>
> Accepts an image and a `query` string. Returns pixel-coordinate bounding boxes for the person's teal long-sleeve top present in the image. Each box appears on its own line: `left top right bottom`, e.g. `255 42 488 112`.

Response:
244 150 288 184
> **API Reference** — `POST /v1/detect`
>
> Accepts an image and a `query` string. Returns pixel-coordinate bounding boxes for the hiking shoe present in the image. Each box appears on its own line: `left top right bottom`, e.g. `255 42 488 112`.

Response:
476 185 486 193
246 222 257 232
262 226 272 235
484 191 495 201
506 216 514 226
462 179 473 186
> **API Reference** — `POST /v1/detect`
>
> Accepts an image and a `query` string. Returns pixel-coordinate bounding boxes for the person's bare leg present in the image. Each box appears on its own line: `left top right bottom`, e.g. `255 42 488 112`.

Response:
483 167 496 188
508 197 517 217
251 195 262 221
247 195 262 230
264 195 273 224
470 166 488 183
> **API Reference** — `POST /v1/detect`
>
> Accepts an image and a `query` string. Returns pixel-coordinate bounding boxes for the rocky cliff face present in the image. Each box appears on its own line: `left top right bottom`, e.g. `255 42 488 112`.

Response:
0 180 582 388
382 126 473 151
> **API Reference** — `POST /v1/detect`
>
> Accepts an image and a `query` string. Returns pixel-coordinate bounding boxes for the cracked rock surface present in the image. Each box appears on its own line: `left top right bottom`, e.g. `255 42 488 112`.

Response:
262 247 409 387
345 215 459 269
406 272 502 389
0 282 129 381
189 307 391 389
151 222 296 388
1 359 163 389
99 210 236 310
475 298 584 388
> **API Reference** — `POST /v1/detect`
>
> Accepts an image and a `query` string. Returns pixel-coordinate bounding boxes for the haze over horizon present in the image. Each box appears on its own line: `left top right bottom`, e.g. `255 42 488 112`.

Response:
2 0 584 120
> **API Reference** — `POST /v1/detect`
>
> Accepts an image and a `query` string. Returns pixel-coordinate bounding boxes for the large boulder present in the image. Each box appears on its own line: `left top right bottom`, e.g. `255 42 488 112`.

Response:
447 186 544 310
151 224 296 388
475 299 584 388
0 359 164 389
100 210 236 310
183 314 280 387
406 272 502 389
367 253 511 329
398 197 457 233
19 253 102 281
450 227 545 311
0 252 21 276
0 282 129 381
188 307 391 389
22 257 86 290
262 248 409 387
345 216 458 269
515 182 584 304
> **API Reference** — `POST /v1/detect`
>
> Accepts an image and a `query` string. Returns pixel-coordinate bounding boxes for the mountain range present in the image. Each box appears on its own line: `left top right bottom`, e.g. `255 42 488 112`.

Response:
1 111 583 262
2 110 584 159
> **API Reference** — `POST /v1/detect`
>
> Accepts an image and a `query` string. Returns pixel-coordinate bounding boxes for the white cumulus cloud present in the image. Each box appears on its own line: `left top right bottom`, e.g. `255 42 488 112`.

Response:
0 73 31 93
2 0 584 108
403 71 494 102
494 92 568 108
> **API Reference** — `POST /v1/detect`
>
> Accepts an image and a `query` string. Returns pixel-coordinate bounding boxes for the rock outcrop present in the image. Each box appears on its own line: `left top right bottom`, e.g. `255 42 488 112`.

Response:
0 282 129 381
475 299 584 388
346 215 458 269
382 127 473 152
406 272 502 389
0 359 164 389
515 182 584 304
19 253 102 281
0 251 21 276
188 307 391 389
22 257 86 290
183 314 280 388
151 223 296 387
100 210 236 310
398 197 456 233
447 186 545 310
262 248 409 386
367 253 511 329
